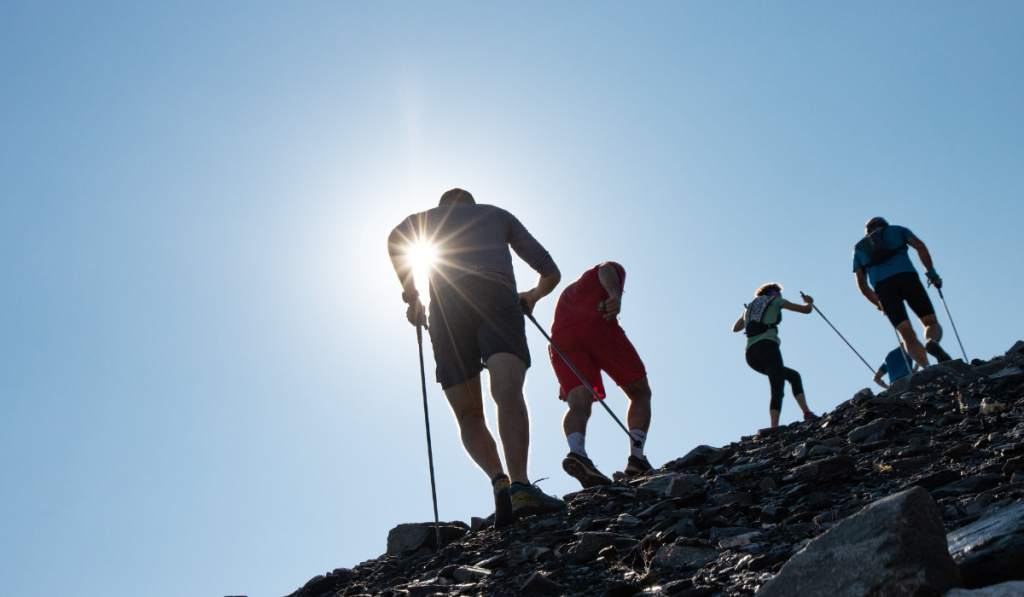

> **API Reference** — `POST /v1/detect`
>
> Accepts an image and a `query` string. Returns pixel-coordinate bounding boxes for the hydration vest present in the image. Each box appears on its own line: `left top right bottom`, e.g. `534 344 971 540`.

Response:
855 225 907 269
744 295 782 338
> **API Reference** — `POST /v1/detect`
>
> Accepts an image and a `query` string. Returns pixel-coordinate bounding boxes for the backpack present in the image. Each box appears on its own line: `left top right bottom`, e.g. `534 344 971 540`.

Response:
744 295 782 338
855 225 907 269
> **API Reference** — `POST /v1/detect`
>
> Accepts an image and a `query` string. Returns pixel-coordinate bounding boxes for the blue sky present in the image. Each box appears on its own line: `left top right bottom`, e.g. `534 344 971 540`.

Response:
1 3 1022 597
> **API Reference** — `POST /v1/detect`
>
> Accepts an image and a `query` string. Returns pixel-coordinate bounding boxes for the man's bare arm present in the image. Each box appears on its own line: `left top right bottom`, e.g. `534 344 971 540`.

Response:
907 235 942 288
387 224 425 326
597 263 622 320
519 269 561 314
873 370 889 389
855 269 882 310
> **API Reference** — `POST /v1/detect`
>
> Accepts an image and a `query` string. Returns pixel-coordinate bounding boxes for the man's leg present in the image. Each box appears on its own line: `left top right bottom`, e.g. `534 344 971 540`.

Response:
896 320 930 368
485 352 529 485
920 314 943 343
563 385 593 448
621 376 652 434
443 375 505 480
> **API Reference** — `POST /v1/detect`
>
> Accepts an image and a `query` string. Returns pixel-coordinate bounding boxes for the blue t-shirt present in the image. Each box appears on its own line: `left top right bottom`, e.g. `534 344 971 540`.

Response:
852 225 916 288
878 346 912 384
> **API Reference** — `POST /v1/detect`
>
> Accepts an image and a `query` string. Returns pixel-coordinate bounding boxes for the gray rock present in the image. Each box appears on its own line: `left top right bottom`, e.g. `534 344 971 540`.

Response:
673 445 720 468
757 487 961 597
473 554 506 569
760 477 778 493
520 571 560 595
709 491 754 507
891 359 980 394
652 544 720 569
452 566 490 583
730 460 769 474
386 522 468 554
944 582 1024 596
1006 340 1024 357
809 445 840 457
848 418 896 443
947 499 1024 588
795 455 856 482
665 518 699 538
931 474 1003 499
639 473 706 498
710 526 757 541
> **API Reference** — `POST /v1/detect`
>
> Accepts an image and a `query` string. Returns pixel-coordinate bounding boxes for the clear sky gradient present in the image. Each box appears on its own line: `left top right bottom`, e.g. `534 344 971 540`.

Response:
2 3 1022 597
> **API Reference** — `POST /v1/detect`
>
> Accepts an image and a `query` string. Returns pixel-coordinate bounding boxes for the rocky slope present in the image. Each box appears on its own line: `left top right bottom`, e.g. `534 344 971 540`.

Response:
286 341 1024 597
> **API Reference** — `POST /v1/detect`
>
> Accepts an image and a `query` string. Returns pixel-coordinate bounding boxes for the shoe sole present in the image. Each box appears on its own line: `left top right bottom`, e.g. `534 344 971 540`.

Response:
562 457 612 489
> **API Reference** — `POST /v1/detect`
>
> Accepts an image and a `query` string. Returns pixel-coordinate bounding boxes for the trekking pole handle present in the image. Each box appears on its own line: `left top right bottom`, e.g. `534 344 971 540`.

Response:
519 297 533 317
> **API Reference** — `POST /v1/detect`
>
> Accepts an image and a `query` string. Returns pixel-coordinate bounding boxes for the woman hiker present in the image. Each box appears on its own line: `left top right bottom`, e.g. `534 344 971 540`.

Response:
732 283 820 428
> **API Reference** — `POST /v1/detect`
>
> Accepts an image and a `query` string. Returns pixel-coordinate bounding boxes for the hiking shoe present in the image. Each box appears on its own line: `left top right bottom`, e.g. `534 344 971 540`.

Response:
492 474 514 529
803 410 820 422
624 455 654 477
926 340 952 363
562 452 613 489
510 483 565 518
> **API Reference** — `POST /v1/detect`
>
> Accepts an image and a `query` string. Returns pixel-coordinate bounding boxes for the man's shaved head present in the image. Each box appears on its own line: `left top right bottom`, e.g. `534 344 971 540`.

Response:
439 188 476 206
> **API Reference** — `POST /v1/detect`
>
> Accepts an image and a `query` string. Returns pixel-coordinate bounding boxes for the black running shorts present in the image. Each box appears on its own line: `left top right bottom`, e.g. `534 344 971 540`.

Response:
427 277 531 390
875 271 936 327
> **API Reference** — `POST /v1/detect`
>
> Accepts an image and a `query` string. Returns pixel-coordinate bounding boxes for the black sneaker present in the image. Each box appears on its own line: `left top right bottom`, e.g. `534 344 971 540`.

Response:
803 411 820 422
624 455 654 477
492 474 514 528
926 340 952 363
562 452 613 489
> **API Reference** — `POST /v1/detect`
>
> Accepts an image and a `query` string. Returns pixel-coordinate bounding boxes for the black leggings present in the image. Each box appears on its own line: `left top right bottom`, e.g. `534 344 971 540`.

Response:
745 340 804 411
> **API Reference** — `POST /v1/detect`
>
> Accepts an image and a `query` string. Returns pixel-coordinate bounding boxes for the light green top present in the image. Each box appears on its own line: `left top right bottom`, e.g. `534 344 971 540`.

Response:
746 297 787 349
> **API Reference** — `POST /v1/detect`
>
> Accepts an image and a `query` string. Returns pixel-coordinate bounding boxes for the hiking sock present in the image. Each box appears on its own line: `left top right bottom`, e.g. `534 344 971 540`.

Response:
629 429 647 458
567 432 587 457
510 482 529 491
801 408 811 415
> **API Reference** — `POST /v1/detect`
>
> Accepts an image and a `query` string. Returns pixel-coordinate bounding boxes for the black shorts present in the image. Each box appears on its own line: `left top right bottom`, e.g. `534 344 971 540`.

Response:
875 271 936 327
428 277 531 390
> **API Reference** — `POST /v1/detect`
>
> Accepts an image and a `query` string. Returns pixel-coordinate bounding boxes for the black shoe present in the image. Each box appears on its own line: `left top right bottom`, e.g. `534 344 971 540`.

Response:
562 452 613 489
803 411 820 422
624 455 654 477
926 340 952 363
492 474 514 528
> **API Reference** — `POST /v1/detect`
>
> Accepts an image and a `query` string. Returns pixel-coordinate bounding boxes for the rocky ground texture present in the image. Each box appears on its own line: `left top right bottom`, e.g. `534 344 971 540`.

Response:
287 341 1024 597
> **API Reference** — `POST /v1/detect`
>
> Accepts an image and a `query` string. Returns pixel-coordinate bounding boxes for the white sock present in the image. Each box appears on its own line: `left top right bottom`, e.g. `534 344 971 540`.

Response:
629 429 647 458
567 432 586 457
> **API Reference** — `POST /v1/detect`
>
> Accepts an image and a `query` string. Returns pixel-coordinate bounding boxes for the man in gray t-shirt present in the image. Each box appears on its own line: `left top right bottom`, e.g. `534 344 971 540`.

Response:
388 188 564 526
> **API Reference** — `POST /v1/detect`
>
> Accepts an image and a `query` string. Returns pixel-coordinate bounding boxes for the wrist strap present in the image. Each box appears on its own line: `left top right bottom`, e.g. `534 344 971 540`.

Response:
925 268 940 280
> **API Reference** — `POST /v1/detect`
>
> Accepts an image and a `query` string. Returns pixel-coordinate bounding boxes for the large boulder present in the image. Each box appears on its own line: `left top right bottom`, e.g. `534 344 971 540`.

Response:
890 359 979 394
756 487 961 597
385 521 468 554
947 500 1024 588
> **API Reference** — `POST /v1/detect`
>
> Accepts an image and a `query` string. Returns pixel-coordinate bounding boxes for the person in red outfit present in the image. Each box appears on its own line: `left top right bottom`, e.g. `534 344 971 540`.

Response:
549 262 653 488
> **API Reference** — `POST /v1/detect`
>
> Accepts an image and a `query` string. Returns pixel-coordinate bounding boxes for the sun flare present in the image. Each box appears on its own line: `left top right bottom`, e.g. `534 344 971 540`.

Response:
408 240 437 297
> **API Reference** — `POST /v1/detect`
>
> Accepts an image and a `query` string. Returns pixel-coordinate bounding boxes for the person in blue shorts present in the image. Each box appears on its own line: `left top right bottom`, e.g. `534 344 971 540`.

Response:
873 345 919 390
853 217 952 368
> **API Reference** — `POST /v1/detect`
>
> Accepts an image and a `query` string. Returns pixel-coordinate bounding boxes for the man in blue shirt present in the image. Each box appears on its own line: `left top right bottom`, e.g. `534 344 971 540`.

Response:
853 217 952 368
873 345 918 390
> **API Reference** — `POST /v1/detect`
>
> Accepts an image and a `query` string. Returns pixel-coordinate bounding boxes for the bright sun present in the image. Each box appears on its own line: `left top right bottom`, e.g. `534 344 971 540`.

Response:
408 240 437 297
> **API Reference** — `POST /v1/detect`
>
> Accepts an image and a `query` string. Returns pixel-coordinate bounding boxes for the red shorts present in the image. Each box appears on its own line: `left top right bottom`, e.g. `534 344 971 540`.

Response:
549 319 647 400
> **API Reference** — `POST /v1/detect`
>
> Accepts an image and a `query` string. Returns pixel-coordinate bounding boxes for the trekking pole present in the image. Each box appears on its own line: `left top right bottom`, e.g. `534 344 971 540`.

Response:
799 292 875 374
519 299 632 439
415 322 442 550
936 287 968 362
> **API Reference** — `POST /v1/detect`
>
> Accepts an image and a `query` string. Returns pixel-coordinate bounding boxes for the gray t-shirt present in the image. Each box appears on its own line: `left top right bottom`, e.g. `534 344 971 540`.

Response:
388 204 557 292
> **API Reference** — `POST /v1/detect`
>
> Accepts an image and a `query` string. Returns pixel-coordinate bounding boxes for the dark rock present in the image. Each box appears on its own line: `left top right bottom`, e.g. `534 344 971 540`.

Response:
709 526 756 542
1004 456 1024 477
748 551 790 571
757 487 961 597
638 473 705 499
1006 340 1024 356
945 443 974 459
931 475 1004 499
947 500 1024 588
795 455 856 482
520 571 560 595
602 581 641 597
945 582 1024 596
473 554 506 569
709 491 754 507
652 545 720 569
911 469 962 491
386 522 468 554
452 566 490 583
848 418 896 443
673 445 719 468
